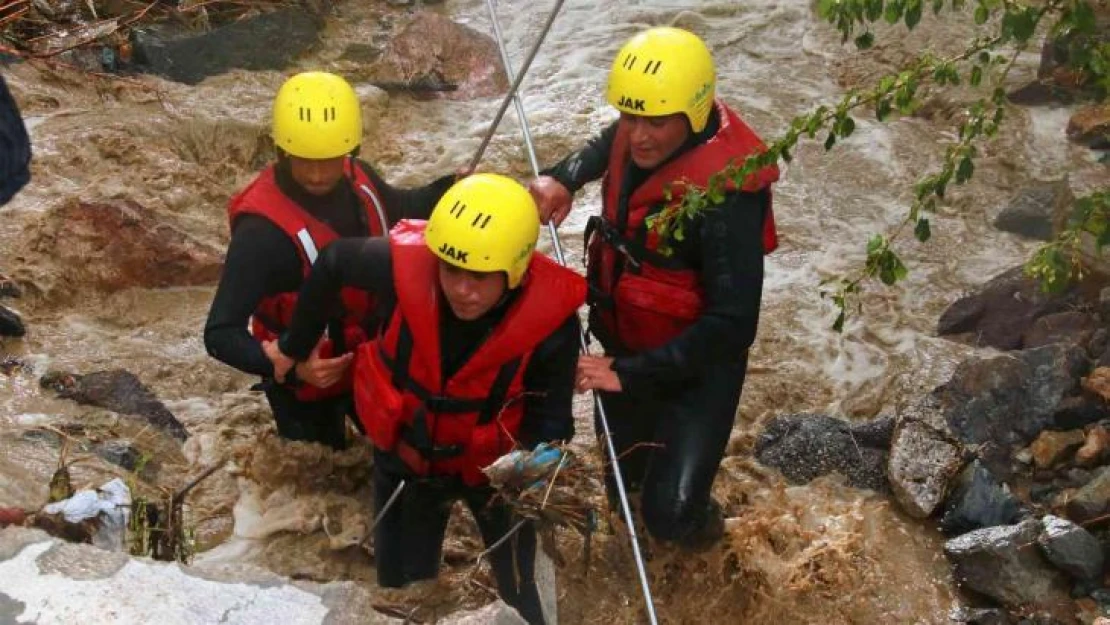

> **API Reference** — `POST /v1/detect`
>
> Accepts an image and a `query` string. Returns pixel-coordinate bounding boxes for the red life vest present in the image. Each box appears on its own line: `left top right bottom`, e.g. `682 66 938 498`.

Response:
226 158 390 401
588 100 780 353
353 220 586 485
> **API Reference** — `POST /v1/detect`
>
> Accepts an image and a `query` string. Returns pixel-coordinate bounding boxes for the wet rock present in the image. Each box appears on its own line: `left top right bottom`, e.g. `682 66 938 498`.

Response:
1083 367 1110 402
130 9 323 85
951 607 1013 625
1023 311 1099 351
888 396 964 518
944 520 1070 611
993 181 1073 242
1067 104 1110 149
940 460 1023 535
0 277 20 298
362 11 508 100
754 414 891 492
937 266 1080 350
0 304 24 337
1066 467 1110 523
1029 429 1088 469
40 369 188 441
1075 426 1110 467
93 440 142 472
1052 395 1110 430
28 199 222 295
940 344 1088 477
1037 515 1104 582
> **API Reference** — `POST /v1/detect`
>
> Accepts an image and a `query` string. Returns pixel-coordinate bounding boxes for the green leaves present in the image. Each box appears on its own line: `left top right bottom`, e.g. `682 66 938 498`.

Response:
905 0 924 28
915 218 932 242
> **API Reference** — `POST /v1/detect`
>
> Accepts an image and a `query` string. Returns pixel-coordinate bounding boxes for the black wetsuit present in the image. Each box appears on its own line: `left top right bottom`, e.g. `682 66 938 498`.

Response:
0 74 31 206
278 238 579 624
543 108 766 546
203 160 454 449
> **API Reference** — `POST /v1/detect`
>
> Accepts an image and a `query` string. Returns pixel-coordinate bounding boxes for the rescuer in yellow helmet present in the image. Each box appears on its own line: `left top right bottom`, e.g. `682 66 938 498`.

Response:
205 71 464 450
266 173 586 625
529 26 782 549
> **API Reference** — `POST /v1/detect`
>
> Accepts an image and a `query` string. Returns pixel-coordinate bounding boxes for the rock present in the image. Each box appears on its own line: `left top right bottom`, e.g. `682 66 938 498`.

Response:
1075 426 1110 467
1053 395 1110 430
937 266 1080 351
93 440 143 472
40 369 188 441
1023 311 1099 350
1066 467 1110 523
993 181 1073 242
944 520 1070 611
362 11 508 100
1037 515 1105 582
0 526 517 624
1082 367 1110 402
1029 429 1088 468
28 199 222 295
940 460 1023 535
1067 104 1110 149
0 277 20 298
950 607 1013 625
940 344 1088 477
0 303 24 337
888 396 964 518
754 414 891 492
0 508 26 527
130 9 323 85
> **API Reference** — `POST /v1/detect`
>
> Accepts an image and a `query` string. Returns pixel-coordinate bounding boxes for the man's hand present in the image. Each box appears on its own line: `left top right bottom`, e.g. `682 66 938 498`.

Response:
528 176 573 226
262 340 295 383
576 355 622 393
295 342 354 388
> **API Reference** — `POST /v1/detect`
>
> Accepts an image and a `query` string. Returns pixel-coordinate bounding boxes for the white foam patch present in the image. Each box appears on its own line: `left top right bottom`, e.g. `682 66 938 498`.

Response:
0 541 330 625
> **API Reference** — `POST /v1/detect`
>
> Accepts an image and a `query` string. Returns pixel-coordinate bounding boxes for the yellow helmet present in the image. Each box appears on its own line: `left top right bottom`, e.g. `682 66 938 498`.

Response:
605 27 716 132
425 174 540 289
272 72 362 159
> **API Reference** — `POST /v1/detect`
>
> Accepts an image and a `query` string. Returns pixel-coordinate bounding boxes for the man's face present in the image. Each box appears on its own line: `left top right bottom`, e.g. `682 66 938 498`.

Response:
288 155 347 196
438 261 508 321
619 111 691 169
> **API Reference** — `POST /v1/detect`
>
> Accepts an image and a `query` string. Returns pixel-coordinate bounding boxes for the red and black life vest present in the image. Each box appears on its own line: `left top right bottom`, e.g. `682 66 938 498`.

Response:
227 158 390 401
353 220 586 485
587 100 780 353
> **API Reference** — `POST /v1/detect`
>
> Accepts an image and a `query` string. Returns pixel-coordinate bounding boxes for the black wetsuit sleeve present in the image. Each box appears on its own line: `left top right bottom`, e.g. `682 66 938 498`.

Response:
612 191 766 394
517 314 581 448
278 237 395 360
355 160 455 223
203 216 302 376
0 75 31 206
540 121 618 194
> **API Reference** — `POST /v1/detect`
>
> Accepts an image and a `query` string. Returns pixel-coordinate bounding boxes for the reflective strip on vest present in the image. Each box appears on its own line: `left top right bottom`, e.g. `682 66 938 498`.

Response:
295 228 319 264
358 184 389 235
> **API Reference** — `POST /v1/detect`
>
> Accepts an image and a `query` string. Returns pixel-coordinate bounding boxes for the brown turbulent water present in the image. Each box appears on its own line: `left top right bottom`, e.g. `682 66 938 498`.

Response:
0 1 1105 623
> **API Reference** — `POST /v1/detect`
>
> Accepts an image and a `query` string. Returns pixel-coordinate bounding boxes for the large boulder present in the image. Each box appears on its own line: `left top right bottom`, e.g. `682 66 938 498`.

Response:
944 520 1070 612
27 199 222 295
1037 515 1105 583
939 344 1088 478
754 413 892 492
887 396 965 518
130 8 324 85
939 460 1023 536
937 266 1081 351
359 11 508 100
992 181 1073 242
40 369 188 441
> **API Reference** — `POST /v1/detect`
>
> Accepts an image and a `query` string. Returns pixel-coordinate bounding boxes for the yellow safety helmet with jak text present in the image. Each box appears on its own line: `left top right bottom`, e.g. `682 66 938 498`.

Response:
425 173 541 289
605 26 716 133
272 72 362 159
